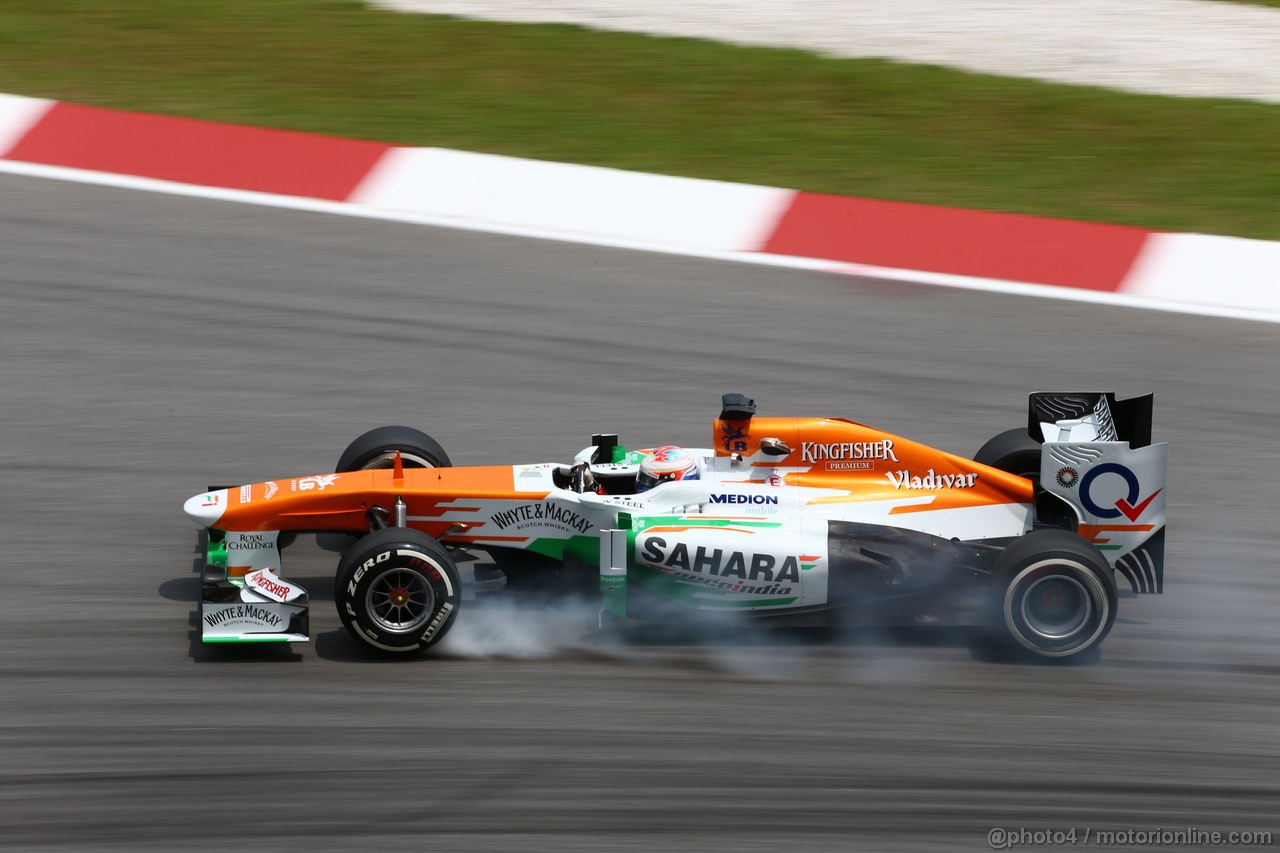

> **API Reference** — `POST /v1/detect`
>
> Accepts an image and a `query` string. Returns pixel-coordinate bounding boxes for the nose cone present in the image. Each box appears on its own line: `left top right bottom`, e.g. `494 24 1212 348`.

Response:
183 489 228 527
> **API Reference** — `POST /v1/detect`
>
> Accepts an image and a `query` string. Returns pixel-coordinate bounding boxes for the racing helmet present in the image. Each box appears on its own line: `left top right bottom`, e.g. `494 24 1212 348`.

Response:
636 446 700 492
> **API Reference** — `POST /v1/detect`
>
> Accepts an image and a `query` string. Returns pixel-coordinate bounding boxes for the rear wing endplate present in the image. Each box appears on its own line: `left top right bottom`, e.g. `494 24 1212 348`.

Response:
1031 394 1167 594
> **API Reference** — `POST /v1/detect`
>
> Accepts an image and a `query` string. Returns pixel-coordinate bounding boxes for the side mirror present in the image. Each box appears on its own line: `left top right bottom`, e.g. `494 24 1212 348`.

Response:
759 437 792 457
570 462 597 494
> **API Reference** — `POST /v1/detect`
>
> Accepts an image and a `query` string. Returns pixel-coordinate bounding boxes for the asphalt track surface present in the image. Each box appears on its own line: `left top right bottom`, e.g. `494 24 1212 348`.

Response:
1 172 1277 852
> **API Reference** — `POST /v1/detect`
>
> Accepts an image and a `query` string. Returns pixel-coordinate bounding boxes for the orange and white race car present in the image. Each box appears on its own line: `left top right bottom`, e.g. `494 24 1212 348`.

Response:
183 393 1167 660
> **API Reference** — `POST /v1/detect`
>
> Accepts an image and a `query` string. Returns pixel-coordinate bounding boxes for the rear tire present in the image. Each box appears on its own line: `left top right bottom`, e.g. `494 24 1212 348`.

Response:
974 427 1040 481
335 528 461 655
988 529 1116 660
976 426 1080 529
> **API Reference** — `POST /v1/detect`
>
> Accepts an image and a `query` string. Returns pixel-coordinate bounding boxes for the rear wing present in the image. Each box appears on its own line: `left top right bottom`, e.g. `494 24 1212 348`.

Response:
1029 392 1152 447
1030 393 1167 594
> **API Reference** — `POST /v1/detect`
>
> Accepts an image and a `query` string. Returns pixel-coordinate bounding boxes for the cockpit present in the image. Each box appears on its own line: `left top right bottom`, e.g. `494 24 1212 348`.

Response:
554 434 707 496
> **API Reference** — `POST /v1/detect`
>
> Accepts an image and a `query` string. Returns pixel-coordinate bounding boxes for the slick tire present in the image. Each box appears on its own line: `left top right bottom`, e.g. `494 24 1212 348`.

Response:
335 528 461 655
974 427 1079 529
321 427 453 555
974 427 1041 482
988 529 1117 660
336 426 452 472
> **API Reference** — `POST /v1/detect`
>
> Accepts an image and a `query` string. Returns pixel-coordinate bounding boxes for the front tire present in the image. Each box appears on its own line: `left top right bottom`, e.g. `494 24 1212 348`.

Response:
989 529 1117 660
336 425 451 472
319 427 453 555
335 528 461 655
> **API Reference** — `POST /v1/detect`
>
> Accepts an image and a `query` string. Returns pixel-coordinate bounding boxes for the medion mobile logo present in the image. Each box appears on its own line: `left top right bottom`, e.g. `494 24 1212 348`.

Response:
801 440 899 465
709 494 779 505
885 469 978 490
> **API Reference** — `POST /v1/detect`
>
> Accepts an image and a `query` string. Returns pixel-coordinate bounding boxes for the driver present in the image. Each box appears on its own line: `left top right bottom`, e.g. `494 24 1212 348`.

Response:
636 446 700 492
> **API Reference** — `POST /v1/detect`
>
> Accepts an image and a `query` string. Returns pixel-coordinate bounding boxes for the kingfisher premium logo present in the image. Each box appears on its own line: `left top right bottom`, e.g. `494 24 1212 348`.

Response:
801 440 899 470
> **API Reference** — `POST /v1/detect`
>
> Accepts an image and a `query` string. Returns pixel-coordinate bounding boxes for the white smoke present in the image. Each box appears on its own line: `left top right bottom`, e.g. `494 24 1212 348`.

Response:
435 587 941 682
433 563 976 680
436 594 602 659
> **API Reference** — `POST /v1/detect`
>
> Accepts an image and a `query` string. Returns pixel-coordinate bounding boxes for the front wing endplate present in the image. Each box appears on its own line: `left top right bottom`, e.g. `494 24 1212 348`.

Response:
201 596 309 643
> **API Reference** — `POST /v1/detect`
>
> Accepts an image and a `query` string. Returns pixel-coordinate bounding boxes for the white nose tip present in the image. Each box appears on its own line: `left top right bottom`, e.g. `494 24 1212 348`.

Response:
183 489 228 527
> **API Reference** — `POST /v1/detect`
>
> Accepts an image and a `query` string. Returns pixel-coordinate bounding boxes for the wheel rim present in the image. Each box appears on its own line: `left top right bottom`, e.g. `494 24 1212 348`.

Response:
365 567 435 633
1020 574 1091 640
360 451 437 470
1003 558 1111 656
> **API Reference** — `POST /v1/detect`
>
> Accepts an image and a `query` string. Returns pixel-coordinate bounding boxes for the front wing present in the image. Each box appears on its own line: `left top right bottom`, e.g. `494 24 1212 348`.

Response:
200 531 309 644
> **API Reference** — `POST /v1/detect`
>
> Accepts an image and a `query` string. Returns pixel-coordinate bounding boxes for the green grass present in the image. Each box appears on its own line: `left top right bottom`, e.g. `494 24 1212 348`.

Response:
2 0 1278 239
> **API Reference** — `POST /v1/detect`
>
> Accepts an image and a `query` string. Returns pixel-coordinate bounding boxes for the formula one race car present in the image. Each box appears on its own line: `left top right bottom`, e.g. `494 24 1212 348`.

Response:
183 393 1167 660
